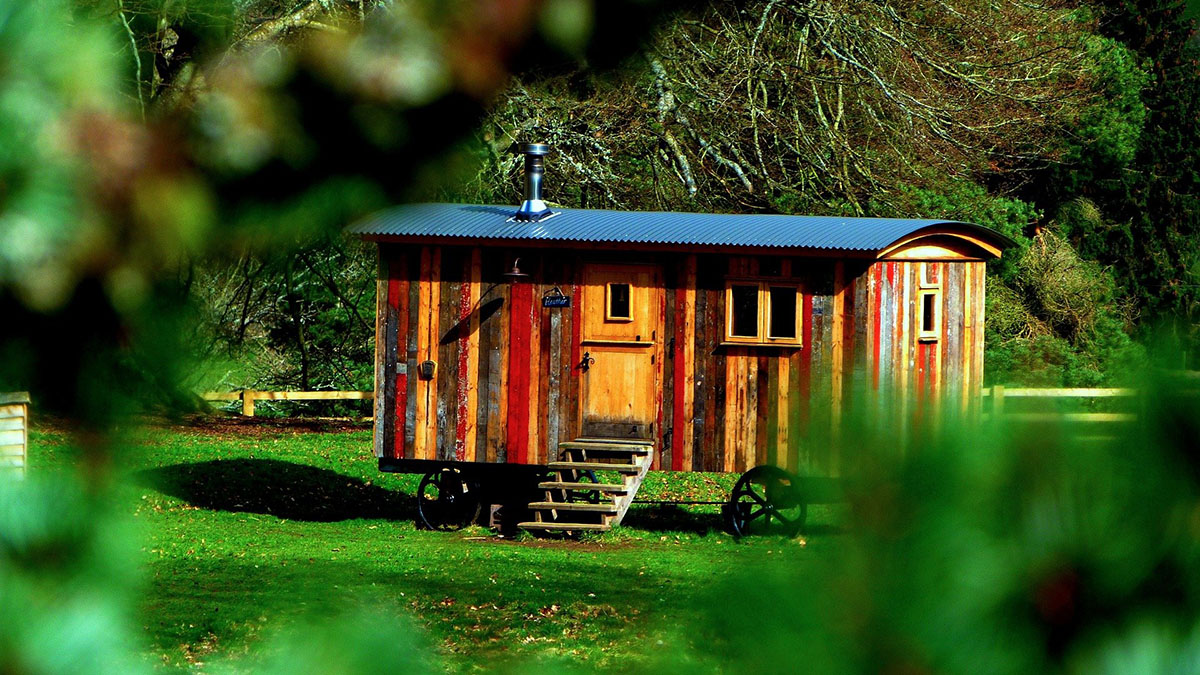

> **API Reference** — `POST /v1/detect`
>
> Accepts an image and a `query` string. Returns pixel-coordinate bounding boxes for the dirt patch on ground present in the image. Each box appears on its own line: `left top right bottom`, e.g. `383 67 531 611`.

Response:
33 413 371 438
461 534 632 552
172 414 371 436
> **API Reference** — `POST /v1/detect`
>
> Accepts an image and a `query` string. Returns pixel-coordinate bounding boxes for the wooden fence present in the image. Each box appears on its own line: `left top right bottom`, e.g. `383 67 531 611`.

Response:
981 386 1139 424
202 390 372 417
205 387 1148 423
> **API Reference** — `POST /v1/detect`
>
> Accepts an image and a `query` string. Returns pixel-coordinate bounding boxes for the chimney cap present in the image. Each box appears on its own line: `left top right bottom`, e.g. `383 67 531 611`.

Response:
518 142 550 156
511 141 555 222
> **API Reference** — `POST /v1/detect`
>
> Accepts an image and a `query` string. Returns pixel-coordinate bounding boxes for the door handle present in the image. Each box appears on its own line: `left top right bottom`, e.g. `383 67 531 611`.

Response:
579 351 595 372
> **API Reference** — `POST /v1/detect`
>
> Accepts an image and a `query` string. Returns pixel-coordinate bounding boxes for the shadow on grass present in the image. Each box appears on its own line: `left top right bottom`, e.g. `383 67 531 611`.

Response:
622 503 847 537
621 503 726 534
137 459 416 522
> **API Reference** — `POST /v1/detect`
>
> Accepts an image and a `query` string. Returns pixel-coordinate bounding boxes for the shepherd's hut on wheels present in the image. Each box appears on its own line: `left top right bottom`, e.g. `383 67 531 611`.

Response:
349 143 1013 536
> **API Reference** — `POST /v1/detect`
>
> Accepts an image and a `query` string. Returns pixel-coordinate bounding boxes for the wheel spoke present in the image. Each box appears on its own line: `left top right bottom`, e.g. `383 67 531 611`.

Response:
417 470 480 530
746 485 769 506
727 467 808 538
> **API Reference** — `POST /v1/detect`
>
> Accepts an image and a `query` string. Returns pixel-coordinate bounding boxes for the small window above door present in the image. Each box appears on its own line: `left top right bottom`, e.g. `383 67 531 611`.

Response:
582 263 659 343
606 282 633 322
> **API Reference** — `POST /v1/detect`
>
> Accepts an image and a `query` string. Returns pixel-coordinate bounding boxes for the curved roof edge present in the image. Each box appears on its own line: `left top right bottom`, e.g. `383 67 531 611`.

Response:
347 203 1017 257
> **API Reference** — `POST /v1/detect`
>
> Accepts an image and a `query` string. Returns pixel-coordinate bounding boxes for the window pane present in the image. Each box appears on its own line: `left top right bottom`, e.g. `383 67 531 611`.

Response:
768 287 797 339
730 285 760 337
922 292 935 333
608 283 631 319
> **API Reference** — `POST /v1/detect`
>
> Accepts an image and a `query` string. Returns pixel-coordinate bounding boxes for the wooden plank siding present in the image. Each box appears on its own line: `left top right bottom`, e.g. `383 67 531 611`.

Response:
371 247 987 477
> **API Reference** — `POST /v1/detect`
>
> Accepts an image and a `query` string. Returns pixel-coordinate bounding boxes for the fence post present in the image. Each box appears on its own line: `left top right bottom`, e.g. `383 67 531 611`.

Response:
242 390 256 417
993 385 1005 419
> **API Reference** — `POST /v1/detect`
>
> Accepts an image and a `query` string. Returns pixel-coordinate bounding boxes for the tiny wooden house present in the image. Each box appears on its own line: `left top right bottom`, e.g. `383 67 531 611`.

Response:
350 146 1012 533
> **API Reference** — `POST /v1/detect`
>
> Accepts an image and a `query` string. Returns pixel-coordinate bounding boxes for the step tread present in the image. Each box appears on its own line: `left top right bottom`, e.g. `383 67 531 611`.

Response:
559 447 651 456
539 481 628 493
571 437 655 446
528 501 618 512
558 442 651 454
548 461 643 473
519 521 610 532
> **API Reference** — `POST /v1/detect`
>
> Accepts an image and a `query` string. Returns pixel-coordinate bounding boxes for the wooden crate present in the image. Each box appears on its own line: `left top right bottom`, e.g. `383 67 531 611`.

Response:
0 392 30 479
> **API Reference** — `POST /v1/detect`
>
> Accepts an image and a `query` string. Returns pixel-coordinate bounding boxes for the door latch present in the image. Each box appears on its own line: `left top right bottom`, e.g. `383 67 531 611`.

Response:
578 351 595 372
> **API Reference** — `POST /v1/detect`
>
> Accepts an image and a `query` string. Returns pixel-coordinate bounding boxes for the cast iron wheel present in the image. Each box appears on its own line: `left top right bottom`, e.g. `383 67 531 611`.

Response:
417 468 481 531
726 465 806 538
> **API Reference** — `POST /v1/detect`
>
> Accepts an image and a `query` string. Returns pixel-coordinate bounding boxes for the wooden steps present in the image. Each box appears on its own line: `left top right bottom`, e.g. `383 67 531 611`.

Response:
570 437 654 446
538 481 628 493
559 441 651 453
520 437 654 536
517 521 610 532
546 461 643 474
527 502 618 513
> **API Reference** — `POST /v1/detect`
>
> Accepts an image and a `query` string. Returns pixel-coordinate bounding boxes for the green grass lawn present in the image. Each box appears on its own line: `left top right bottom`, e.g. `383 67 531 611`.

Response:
28 418 841 671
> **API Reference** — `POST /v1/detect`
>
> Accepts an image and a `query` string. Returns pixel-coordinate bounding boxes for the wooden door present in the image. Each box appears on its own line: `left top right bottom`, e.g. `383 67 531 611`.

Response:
579 263 662 439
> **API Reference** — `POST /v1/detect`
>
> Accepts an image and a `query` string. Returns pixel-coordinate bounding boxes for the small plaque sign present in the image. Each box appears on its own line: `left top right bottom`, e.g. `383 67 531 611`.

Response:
542 295 571 308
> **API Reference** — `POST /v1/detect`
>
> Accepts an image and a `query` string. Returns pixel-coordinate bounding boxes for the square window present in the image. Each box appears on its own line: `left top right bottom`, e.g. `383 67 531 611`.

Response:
725 280 802 346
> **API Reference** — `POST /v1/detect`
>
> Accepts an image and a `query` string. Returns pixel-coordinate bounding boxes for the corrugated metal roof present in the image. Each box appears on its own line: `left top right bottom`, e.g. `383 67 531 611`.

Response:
347 203 1015 252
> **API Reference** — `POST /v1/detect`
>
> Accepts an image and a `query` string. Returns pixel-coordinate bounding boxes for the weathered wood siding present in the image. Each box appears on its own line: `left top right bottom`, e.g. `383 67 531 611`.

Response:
373 247 986 476
858 260 987 432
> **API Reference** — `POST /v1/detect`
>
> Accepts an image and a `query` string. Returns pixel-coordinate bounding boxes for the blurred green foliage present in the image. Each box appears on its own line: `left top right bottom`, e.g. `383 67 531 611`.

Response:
688 375 1200 673
4 0 1200 671
0 0 120 308
0 475 145 673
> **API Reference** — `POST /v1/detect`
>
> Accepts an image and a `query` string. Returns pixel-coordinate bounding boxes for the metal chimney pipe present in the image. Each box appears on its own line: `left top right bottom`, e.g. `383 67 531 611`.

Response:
514 143 551 221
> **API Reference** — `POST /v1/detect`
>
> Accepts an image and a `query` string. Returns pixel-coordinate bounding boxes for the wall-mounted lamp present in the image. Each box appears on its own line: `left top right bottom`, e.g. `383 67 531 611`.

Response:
418 360 436 380
502 258 529 282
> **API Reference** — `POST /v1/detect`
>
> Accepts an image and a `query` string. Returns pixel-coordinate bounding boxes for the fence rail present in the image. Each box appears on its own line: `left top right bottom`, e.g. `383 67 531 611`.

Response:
202 390 372 417
981 386 1139 424
206 385 1173 422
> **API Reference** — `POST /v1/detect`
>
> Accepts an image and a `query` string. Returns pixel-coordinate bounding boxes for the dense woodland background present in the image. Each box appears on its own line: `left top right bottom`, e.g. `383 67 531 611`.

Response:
3 0 1200 415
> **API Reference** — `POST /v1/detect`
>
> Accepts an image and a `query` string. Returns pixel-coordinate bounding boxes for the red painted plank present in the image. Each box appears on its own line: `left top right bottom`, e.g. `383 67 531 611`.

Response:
454 263 472 462
506 280 533 464
872 264 882 389
671 282 687 472
388 260 406 460
654 275 666 470
916 340 927 407
799 291 814 429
